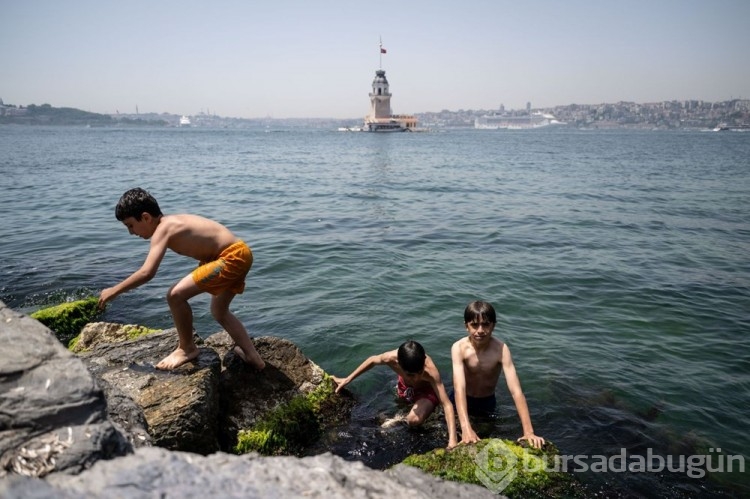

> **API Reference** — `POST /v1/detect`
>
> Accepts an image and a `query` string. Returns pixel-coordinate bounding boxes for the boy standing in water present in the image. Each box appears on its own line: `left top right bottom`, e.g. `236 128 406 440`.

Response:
98 187 265 371
332 340 458 449
451 300 545 448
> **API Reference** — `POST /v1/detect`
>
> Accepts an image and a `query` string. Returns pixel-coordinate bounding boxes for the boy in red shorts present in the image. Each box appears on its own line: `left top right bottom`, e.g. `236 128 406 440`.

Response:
98 187 264 371
332 340 457 449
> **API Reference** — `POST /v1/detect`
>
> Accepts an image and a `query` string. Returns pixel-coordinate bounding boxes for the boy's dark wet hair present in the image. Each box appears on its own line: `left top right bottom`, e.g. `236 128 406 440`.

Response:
464 301 497 325
115 188 163 222
397 340 426 374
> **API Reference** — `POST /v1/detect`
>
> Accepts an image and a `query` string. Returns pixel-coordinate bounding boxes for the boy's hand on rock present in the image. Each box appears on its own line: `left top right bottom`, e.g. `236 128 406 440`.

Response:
331 376 348 393
460 429 480 445
518 433 545 449
98 288 116 310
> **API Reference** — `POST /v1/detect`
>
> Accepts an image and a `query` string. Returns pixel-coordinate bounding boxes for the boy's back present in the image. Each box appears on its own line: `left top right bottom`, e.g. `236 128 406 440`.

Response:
147 214 239 262
379 349 442 390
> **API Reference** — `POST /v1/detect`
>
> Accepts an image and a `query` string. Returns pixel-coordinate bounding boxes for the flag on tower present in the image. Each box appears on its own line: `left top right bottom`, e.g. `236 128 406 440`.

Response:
380 47 387 54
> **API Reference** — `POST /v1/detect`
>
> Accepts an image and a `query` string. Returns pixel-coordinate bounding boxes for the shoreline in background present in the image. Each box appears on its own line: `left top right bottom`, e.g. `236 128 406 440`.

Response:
1 98 748 130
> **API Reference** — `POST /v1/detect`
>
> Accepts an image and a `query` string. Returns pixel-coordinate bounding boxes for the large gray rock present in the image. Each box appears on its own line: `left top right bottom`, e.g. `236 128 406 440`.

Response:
76 325 353 455
0 302 130 477
0 447 499 498
91 377 152 450
78 327 221 454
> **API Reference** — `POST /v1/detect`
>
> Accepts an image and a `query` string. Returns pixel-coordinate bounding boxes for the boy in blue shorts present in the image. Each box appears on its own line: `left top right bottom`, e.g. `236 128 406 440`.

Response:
333 340 457 449
451 301 545 448
98 187 264 371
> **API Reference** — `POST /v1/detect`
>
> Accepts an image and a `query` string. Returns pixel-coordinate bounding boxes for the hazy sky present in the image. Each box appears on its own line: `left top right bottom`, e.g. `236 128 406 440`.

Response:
2 0 749 119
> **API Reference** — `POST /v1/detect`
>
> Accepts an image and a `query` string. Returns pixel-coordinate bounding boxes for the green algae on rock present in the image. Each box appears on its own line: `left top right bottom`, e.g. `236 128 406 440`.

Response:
30 297 101 347
400 438 586 498
234 375 338 456
69 322 161 353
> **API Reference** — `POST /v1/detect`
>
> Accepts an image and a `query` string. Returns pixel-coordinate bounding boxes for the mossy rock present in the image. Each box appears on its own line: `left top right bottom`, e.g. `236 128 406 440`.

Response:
69 322 161 353
400 438 586 498
30 297 101 347
234 375 338 456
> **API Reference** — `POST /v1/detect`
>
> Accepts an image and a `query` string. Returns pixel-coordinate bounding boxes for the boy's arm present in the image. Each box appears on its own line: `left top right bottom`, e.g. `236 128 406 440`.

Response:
502 345 545 449
451 342 480 444
98 228 169 308
431 375 458 449
332 351 390 393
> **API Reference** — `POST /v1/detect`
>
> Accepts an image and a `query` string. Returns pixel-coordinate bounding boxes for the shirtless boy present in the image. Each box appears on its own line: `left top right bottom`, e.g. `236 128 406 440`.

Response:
332 340 457 449
451 300 545 448
98 187 265 371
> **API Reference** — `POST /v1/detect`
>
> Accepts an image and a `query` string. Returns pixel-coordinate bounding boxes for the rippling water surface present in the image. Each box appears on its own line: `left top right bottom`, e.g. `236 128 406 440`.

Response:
2 125 748 496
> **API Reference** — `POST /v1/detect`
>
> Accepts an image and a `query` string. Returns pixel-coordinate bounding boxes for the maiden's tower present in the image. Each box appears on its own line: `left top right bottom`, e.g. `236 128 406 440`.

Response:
362 42 417 132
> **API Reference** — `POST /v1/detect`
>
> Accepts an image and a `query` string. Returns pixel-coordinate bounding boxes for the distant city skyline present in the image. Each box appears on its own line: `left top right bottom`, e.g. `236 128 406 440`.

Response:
2 1 749 120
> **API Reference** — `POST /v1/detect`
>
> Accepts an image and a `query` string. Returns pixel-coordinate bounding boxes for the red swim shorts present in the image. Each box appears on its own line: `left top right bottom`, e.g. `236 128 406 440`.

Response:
397 376 439 406
192 240 253 295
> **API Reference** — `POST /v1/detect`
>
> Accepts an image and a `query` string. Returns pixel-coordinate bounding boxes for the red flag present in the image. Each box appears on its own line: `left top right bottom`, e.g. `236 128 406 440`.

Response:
380 47 387 54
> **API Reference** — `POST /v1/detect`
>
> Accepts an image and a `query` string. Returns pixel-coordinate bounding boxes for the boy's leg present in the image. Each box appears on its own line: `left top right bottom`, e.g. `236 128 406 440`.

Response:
156 273 204 370
210 289 265 370
406 398 436 426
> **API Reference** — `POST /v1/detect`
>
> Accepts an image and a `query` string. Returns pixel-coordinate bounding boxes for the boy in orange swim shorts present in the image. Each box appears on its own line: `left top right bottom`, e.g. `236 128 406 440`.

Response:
99 188 265 371
193 240 253 296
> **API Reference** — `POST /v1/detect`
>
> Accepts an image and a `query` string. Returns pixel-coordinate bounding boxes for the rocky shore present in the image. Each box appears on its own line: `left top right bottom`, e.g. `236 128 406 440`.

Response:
2 299 584 497
0 300 502 498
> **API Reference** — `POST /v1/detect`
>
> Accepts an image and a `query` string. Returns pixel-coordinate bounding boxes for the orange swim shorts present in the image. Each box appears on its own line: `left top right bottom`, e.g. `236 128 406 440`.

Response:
192 240 253 296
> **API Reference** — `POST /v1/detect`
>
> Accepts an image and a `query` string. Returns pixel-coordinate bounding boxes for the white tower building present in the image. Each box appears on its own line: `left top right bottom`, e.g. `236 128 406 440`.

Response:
362 69 417 132
368 70 392 120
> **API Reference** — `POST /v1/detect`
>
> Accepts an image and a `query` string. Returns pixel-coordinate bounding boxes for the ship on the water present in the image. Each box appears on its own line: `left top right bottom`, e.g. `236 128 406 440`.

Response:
474 111 563 130
711 122 750 131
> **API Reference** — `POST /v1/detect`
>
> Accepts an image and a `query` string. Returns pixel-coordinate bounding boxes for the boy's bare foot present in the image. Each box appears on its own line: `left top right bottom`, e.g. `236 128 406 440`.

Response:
155 347 199 370
380 412 408 428
233 345 266 370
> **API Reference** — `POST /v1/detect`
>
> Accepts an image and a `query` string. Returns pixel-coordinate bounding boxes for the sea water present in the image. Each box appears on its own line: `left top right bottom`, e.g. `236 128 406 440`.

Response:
1 125 748 496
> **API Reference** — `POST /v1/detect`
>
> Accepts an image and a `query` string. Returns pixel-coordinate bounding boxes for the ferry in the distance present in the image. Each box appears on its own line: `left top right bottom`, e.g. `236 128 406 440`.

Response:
179 115 191 127
711 123 750 132
475 111 563 130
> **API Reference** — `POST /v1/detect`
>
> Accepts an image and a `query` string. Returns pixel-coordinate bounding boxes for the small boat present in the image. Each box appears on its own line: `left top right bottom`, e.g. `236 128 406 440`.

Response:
179 115 191 127
712 123 729 132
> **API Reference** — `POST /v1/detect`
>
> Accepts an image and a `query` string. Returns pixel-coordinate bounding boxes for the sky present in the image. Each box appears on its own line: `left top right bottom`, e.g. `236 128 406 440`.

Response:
2 0 749 119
